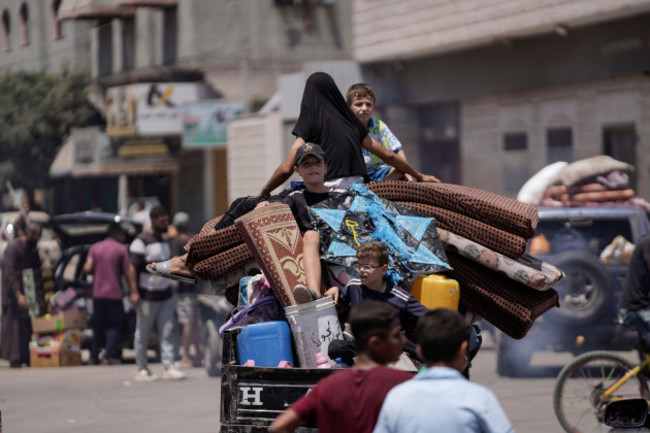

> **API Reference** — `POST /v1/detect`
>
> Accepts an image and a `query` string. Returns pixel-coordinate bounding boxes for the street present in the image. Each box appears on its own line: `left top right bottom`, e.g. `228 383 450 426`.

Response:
0 338 638 433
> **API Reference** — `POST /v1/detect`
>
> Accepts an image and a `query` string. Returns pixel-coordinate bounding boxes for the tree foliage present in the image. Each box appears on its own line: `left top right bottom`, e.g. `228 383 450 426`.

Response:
0 68 100 194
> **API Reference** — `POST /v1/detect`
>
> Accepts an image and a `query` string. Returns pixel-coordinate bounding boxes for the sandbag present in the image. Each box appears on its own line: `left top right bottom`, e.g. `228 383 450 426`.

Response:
517 161 567 202
559 155 633 187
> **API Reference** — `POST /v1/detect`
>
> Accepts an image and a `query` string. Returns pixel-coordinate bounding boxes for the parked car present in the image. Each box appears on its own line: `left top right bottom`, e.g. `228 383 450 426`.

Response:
49 212 143 354
496 205 650 377
0 210 61 268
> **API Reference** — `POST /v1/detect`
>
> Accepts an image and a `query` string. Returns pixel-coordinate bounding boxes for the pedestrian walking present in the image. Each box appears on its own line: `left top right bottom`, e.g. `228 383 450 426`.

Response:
373 308 514 433
269 300 413 433
83 221 137 365
171 212 202 367
129 206 185 381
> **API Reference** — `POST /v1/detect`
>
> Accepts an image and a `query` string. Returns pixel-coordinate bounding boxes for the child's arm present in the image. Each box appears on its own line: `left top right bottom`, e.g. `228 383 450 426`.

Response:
362 135 440 182
260 137 306 196
268 408 307 433
323 286 340 303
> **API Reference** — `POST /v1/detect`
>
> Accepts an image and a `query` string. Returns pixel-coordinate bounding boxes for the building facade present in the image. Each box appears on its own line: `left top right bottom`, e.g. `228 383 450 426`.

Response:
0 0 355 226
352 0 650 200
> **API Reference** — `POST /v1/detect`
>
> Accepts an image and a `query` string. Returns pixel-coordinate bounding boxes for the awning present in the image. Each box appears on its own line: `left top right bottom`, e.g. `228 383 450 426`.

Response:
58 0 135 21
116 0 177 7
66 160 179 177
50 134 179 179
50 137 75 178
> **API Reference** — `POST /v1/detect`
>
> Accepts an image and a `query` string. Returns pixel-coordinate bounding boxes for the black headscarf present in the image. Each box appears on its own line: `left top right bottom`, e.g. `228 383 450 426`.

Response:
292 72 368 181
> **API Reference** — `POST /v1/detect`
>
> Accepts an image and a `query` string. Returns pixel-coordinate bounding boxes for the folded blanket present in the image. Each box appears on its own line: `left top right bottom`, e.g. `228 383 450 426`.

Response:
186 223 242 266
396 201 527 259
192 243 253 280
447 253 559 339
571 188 635 203
369 181 538 239
438 228 564 291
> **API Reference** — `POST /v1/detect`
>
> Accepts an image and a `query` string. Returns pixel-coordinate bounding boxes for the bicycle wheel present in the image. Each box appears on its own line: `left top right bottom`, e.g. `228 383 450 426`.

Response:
553 351 650 433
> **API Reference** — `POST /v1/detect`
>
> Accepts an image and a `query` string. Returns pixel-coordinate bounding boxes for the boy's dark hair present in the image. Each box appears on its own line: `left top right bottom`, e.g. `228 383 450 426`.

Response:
346 83 376 105
356 241 389 266
149 205 168 220
349 300 399 351
13 216 27 236
108 221 125 236
416 309 469 364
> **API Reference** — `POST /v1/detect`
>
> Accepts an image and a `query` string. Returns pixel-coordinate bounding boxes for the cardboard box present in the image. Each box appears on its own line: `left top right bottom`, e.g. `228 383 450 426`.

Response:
31 310 87 334
29 335 82 367
30 350 82 368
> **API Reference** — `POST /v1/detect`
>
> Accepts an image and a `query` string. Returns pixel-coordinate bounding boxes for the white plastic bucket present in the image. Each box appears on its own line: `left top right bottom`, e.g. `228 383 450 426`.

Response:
284 296 342 368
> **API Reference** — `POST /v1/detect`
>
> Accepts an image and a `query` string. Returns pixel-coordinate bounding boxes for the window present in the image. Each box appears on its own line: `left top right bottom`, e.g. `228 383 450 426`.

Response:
546 127 573 164
122 17 135 71
417 102 461 184
97 19 113 77
162 7 177 65
51 0 63 40
503 132 529 192
2 9 10 51
18 3 28 46
603 124 637 191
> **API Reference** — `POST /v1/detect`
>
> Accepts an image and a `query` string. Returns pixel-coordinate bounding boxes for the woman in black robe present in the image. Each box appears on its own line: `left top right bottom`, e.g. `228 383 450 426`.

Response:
260 71 438 196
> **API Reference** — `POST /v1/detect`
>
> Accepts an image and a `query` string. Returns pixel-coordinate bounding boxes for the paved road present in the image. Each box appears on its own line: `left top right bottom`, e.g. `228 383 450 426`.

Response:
0 340 639 432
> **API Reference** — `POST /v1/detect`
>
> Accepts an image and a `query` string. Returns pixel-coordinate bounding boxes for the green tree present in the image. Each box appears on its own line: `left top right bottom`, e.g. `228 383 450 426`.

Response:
0 68 100 202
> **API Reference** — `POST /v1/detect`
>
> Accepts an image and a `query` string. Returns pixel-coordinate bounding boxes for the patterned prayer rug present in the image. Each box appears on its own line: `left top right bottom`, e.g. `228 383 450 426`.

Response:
235 203 305 307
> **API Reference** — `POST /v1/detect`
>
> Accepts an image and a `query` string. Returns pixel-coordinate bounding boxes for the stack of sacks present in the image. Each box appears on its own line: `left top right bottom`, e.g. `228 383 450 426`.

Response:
369 181 561 340
520 156 650 211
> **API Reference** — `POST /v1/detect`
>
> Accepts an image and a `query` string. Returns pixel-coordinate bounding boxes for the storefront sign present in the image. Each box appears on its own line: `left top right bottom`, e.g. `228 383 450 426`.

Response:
106 83 208 137
182 101 244 148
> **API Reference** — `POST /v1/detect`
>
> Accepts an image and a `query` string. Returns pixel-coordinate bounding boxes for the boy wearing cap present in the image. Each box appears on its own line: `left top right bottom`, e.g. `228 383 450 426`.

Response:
148 143 339 303
267 142 341 303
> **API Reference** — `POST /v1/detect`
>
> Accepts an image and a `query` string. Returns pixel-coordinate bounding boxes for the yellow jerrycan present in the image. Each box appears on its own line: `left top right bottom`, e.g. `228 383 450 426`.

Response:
411 274 460 311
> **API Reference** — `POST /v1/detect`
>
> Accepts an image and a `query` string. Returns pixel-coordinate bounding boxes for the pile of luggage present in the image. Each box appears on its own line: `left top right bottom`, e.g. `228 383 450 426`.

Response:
518 155 650 211
184 181 564 342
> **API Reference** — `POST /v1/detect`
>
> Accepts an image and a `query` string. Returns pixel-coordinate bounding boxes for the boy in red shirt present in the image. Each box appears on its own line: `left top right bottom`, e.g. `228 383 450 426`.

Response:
268 300 413 433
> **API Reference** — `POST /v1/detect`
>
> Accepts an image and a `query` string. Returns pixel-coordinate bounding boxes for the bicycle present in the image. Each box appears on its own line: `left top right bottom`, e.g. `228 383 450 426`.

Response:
553 328 650 433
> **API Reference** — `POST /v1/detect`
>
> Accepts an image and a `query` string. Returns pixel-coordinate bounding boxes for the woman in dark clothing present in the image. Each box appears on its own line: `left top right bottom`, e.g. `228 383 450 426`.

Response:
259 72 438 195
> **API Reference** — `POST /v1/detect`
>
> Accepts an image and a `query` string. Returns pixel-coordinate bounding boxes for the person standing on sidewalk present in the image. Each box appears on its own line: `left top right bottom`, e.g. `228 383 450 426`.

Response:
129 206 185 381
171 211 203 367
83 221 136 365
0 220 41 368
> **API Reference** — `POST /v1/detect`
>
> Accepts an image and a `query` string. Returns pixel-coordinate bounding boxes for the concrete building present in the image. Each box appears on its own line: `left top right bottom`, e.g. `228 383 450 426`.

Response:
6 0 650 221
352 0 650 200
0 0 355 226
0 0 92 71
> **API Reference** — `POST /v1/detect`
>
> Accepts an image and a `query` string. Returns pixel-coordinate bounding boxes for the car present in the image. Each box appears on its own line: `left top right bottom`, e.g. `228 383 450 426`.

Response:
496 205 650 377
0 210 61 268
49 211 143 355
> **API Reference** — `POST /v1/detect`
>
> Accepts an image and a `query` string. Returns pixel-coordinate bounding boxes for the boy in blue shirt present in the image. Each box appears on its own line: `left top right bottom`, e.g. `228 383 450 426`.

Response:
325 241 428 363
346 83 414 182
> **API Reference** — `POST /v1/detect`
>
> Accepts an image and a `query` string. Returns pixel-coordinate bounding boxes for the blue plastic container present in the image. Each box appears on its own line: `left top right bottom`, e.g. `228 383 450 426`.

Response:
236 321 294 368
